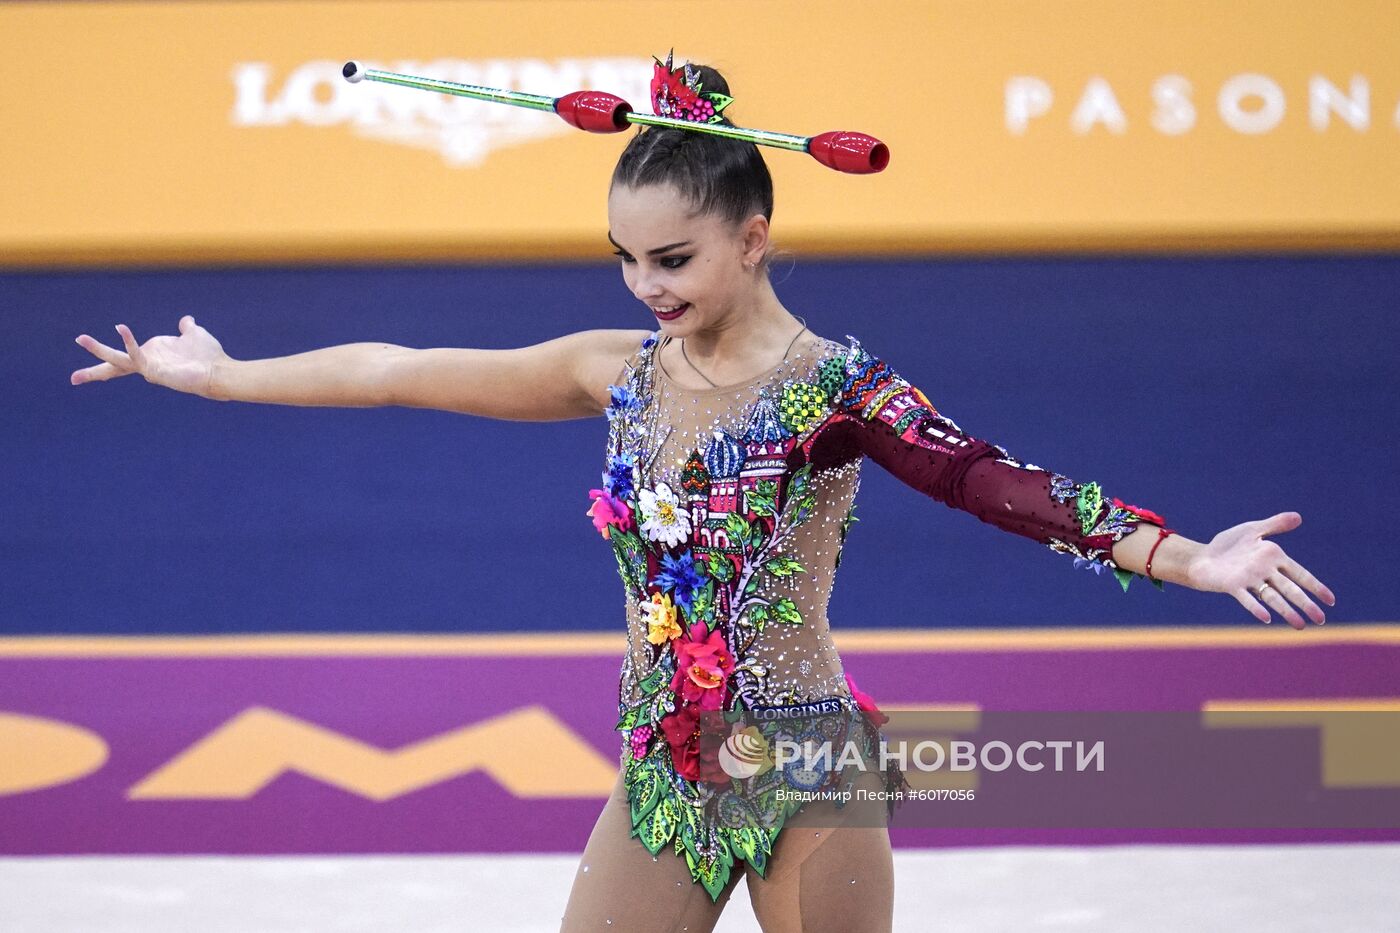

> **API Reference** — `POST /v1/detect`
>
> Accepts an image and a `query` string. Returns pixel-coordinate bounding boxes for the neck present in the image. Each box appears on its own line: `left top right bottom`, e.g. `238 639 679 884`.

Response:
676 280 799 371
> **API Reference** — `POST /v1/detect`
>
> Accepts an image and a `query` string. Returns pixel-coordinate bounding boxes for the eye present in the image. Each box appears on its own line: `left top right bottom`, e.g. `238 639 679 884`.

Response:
612 249 636 264
660 256 690 270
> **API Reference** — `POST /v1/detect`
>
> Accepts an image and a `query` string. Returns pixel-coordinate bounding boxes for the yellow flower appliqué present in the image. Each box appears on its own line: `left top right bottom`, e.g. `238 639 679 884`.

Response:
641 591 682 645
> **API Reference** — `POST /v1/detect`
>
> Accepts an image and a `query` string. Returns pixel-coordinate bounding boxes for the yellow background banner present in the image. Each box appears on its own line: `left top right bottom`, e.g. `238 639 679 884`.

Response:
3 0 1399 265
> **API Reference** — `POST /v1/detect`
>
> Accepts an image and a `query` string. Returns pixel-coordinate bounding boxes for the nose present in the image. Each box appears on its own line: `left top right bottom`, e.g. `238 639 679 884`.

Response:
630 267 665 302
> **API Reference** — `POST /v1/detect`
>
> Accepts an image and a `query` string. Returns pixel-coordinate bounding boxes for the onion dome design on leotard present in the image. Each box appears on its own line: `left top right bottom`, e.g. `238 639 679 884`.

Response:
743 393 791 444
740 394 790 506
703 429 744 478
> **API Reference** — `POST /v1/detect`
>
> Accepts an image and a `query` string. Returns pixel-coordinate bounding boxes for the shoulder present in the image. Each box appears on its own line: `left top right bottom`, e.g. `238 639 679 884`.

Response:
805 331 870 363
803 331 886 388
830 333 908 381
564 328 656 412
567 327 655 361
812 330 929 406
800 331 856 370
812 332 941 412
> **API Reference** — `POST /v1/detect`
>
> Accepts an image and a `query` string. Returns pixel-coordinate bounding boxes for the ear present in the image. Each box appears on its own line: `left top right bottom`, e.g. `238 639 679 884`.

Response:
739 213 770 267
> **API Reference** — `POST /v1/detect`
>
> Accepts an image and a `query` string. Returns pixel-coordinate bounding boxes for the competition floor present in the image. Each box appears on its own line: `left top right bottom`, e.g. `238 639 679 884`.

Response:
3 627 1397 931
3 844 1399 931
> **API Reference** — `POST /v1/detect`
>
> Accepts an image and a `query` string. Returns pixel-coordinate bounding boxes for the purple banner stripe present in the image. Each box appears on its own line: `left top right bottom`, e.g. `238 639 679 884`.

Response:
2 641 1397 854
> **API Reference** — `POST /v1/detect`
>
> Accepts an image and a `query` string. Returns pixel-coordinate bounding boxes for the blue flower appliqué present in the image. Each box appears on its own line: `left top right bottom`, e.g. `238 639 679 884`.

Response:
650 550 706 616
605 383 643 423
604 451 638 501
1072 557 1107 575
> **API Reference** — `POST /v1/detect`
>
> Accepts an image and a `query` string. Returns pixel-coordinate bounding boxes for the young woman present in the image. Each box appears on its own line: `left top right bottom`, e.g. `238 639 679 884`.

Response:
71 61 1334 933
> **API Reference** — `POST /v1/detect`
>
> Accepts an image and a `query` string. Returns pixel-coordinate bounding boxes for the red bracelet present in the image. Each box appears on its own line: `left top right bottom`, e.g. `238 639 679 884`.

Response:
1145 527 1175 582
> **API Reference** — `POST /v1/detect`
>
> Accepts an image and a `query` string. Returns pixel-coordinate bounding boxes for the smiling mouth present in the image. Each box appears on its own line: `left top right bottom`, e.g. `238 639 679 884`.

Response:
650 303 690 320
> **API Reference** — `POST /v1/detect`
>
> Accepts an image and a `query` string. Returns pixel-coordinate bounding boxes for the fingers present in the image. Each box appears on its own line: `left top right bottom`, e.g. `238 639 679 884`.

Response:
1264 572 1322 628
1281 555 1336 608
1236 574 1321 631
1233 588 1273 625
70 361 125 385
72 333 134 382
1259 511 1302 536
1255 586 1299 628
115 324 146 370
1243 513 1332 631
179 314 196 335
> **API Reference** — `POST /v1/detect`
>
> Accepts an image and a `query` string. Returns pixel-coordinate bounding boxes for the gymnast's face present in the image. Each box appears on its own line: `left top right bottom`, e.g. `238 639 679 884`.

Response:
606 182 768 335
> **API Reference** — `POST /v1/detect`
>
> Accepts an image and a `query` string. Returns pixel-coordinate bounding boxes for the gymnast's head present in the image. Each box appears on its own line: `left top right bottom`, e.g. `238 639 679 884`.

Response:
606 63 777 334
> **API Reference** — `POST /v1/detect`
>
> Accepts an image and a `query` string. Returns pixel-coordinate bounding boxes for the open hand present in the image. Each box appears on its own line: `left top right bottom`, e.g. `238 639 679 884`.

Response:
72 315 230 397
1183 511 1335 629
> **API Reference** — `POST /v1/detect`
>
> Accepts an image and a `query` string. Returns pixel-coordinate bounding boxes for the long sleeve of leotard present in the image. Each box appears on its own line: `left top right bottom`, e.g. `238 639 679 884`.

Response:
812 337 1167 592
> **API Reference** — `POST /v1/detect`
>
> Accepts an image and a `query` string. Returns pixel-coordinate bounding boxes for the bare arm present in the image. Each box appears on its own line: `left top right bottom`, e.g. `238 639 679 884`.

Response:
207 342 402 407
212 329 651 418
1109 524 1200 585
374 328 651 421
75 316 650 422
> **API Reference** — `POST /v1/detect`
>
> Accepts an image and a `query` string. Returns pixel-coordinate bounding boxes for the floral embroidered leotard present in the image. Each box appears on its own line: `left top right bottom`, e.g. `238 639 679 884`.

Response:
585 329 1164 901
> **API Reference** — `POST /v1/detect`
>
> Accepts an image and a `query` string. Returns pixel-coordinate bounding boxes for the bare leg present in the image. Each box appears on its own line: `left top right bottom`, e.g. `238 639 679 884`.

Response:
743 766 895 933
560 769 745 932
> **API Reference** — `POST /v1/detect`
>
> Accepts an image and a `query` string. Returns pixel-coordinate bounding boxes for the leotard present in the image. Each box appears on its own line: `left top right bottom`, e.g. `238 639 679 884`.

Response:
585 330 1163 900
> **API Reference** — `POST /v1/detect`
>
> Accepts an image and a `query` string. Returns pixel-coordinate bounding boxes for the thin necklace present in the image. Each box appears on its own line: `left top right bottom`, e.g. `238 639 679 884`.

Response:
677 315 809 388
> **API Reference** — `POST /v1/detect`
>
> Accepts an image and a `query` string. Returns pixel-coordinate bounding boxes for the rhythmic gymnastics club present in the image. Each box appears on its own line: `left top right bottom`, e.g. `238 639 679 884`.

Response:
341 61 889 174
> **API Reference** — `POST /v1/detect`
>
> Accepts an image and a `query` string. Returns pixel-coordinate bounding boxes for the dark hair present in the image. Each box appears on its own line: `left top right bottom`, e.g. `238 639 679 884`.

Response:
610 64 774 226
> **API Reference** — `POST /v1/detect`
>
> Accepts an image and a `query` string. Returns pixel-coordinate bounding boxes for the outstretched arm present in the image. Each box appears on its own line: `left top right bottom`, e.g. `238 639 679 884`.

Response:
816 337 1334 628
73 316 650 422
372 327 651 420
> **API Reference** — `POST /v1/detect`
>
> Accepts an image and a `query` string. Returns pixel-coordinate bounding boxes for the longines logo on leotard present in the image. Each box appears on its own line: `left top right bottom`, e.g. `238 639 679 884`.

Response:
229 58 652 166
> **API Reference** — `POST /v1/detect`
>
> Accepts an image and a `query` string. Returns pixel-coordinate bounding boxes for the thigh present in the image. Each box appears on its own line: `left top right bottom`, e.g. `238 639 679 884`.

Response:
743 768 895 933
560 769 745 933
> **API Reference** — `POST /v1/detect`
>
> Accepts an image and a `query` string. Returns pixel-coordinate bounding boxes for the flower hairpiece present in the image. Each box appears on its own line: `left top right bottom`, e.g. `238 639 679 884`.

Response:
650 49 734 125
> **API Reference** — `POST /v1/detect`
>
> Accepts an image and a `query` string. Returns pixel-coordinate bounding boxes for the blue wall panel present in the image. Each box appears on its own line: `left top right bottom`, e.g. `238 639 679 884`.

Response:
2 255 1391 633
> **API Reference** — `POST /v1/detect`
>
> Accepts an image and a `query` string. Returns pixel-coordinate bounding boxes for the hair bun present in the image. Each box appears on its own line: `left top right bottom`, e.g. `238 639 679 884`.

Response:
617 57 773 224
687 63 730 98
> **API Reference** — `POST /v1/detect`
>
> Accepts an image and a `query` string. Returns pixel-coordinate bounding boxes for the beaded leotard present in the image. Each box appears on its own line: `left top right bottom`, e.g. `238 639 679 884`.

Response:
585 329 1162 900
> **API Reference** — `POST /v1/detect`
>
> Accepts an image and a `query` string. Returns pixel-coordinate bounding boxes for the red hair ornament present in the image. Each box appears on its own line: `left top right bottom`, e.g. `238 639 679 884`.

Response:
650 50 734 124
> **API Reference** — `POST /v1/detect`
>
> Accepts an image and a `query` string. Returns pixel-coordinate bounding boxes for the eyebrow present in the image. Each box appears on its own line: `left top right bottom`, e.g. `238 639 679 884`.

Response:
607 232 692 255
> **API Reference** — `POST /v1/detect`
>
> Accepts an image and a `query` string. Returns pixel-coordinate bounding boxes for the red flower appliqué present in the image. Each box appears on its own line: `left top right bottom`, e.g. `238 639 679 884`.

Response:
1111 497 1168 528
658 703 729 784
669 622 734 711
844 671 889 728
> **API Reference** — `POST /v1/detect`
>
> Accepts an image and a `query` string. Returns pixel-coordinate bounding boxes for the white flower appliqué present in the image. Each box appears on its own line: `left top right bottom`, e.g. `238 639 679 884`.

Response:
637 481 692 548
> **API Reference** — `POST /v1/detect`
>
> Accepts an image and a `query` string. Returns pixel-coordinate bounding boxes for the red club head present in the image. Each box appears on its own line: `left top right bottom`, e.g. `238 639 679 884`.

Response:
807 131 890 174
554 91 633 133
